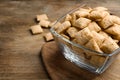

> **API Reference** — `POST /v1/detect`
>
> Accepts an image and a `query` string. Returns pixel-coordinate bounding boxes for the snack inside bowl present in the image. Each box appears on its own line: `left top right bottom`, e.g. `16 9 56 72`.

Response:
50 5 120 74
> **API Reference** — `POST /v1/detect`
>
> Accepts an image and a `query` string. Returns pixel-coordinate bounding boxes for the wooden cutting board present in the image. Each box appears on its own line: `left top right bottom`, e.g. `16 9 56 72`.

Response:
41 41 120 80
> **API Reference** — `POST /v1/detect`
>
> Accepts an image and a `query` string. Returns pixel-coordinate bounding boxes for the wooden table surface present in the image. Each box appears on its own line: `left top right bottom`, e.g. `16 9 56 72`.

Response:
0 0 120 80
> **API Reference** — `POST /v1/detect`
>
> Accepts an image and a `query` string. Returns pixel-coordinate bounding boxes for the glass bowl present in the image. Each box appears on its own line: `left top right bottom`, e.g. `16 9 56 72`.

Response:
50 5 120 74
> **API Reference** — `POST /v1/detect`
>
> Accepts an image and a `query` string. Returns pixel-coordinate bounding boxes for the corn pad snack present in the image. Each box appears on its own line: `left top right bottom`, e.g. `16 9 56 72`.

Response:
67 27 78 38
87 22 101 32
74 18 91 29
101 37 119 53
75 27 93 45
105 24 120 36
84 39 103 57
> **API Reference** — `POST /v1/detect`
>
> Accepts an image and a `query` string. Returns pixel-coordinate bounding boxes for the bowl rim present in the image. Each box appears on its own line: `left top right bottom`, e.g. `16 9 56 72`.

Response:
50 4 120 57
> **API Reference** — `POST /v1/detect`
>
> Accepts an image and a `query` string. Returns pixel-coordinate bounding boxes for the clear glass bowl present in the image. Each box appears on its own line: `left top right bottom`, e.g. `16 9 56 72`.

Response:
50 5 120 74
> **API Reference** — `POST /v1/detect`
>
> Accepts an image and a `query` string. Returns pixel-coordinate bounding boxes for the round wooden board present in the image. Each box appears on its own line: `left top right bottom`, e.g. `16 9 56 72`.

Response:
41 41 120 80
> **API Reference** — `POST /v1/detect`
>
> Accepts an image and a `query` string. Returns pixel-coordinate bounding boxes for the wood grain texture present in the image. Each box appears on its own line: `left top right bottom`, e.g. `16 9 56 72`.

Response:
0 0 79 80
0 0 120 80
41 41 120 80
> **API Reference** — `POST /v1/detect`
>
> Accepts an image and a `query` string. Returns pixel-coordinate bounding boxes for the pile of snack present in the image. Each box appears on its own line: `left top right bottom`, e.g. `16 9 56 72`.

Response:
30 6 120 67
54 7 120 67
30 14 56 41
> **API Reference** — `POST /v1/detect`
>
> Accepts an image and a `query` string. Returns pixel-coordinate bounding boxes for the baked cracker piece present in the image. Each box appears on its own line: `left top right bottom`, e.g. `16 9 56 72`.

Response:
70 13 77 26
30 25 43 34
36 14 48 21
87 22 101 32
90 10 109 21
74 9 89 18
75 27 93 45
74 18 91 29
99 31 110 38
56 21 71 33
39 20 50 28
84 39 103 58
105 24 120 36
112 15 120 25
98 15 114 29
92 31 105 47
44 32 54 42
99 31 119 43
67 27 78 38
64 14 72 21
101 37 119 54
